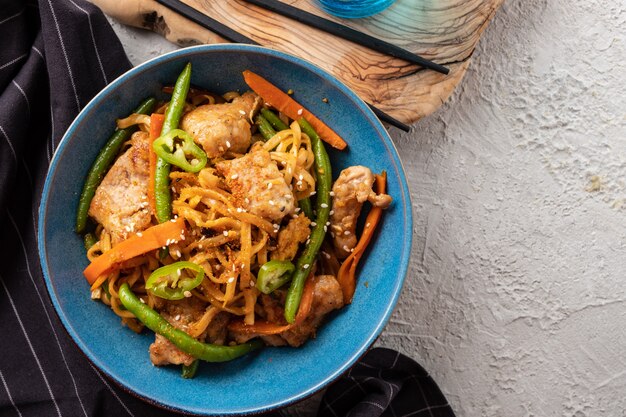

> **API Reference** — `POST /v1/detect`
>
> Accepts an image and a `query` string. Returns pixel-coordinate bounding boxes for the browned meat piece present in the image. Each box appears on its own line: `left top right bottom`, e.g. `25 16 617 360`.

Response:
149 297 207 367
280 275 344 347
181 91 261 158
204 312 230 345
329 166 392 258
229 275 343 347
215 150 295 222
149 335 195 367
271 213 311 260
88 131 152 244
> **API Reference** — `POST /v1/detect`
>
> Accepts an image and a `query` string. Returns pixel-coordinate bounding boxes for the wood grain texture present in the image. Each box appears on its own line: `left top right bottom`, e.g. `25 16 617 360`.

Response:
93 0 503 124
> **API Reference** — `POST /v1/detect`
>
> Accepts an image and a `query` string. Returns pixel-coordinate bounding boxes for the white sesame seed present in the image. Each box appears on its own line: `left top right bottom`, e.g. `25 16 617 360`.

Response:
171 219 177 222
273 224 280 229
223 230 228 236
323 252 331 259
285 194 292 199
366 222 371 228
218 146 225 152
303 264 309 269
136 232 143 237
343 245 350 252
297 108 303 115
299 175 304 180
267 182 273 189
176 250 181 257
320 203 328 208
231 174 239 179
310 191 316 195
226 140 231 148
250 281 255 287
175 315 181 321
310 222 317 227
177 269 181 277
324 225 328 232
239 110 246 115
281 161 287 165
326 221 330 226
236 207 243 213
184 291 192 298
228 277 235 283
329 191 335 197
295 207 301 212
244 198 250 204
344 230 351 235
329 210 334 215
140 298 146 304
269 200 275 206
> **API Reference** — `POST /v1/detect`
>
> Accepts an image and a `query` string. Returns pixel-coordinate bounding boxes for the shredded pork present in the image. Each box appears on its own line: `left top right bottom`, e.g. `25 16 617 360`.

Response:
216 149 295 223
329 166 392 258
88 131 152 244
181 91 261 159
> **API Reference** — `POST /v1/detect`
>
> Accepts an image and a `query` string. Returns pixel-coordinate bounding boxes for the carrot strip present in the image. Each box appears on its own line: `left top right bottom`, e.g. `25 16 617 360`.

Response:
294 274 315 325
148 113 165 216
242 70 347 150
227 320 292 336
337 172 387 304
227 272 316 334
83 217 186 285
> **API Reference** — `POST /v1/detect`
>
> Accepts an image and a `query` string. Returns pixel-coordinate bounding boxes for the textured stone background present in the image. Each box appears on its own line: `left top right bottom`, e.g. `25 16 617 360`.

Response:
110 0 626 415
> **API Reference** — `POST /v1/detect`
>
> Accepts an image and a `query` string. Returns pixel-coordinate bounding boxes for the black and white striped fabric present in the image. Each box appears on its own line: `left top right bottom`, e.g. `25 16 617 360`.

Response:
0 1 456 416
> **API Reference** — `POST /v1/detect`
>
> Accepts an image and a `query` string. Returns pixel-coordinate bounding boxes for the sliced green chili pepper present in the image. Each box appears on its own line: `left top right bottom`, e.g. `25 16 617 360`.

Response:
84 233 97 251
145 261 205 300
284 119 333 323
261 108 289 131
155 62 192 224
256 260 295 294
119 283 262 362
181 360 199 379
152 129 207 173
75 97 156 233
255 114 276 141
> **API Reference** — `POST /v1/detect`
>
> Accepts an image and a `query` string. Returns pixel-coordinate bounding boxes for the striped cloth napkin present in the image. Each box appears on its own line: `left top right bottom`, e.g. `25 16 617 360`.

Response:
0 0 455 416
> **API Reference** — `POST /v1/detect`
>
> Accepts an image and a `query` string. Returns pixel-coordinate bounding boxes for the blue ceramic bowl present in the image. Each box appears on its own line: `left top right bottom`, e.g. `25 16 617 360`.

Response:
38 44 412 415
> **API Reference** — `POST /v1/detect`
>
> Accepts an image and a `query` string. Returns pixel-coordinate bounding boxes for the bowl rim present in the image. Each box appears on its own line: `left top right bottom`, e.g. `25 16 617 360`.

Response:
38 43 413 415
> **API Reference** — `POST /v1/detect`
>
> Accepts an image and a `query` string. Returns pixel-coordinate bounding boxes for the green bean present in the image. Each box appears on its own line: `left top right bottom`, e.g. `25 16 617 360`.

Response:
181 360 199 379
298 197 314 220
155 62 192 223
83 233 97 251
119 283 262 362
75 97 157 233
284 119 332 323
261 108 289 131
255 114 276 141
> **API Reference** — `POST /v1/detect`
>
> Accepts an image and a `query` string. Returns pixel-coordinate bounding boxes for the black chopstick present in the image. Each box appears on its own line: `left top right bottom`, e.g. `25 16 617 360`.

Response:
155 0 259 45
239 0 449 75
155 0 410 132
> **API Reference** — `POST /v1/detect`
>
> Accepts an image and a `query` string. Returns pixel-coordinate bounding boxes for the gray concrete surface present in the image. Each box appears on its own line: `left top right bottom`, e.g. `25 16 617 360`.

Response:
110 0 626 415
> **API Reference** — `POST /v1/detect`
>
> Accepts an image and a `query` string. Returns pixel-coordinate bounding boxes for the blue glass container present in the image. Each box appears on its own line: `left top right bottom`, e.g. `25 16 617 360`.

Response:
317 0 396 18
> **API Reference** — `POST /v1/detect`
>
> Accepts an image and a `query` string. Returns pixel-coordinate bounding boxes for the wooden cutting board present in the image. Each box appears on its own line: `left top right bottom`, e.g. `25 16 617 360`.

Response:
93 0 503 125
